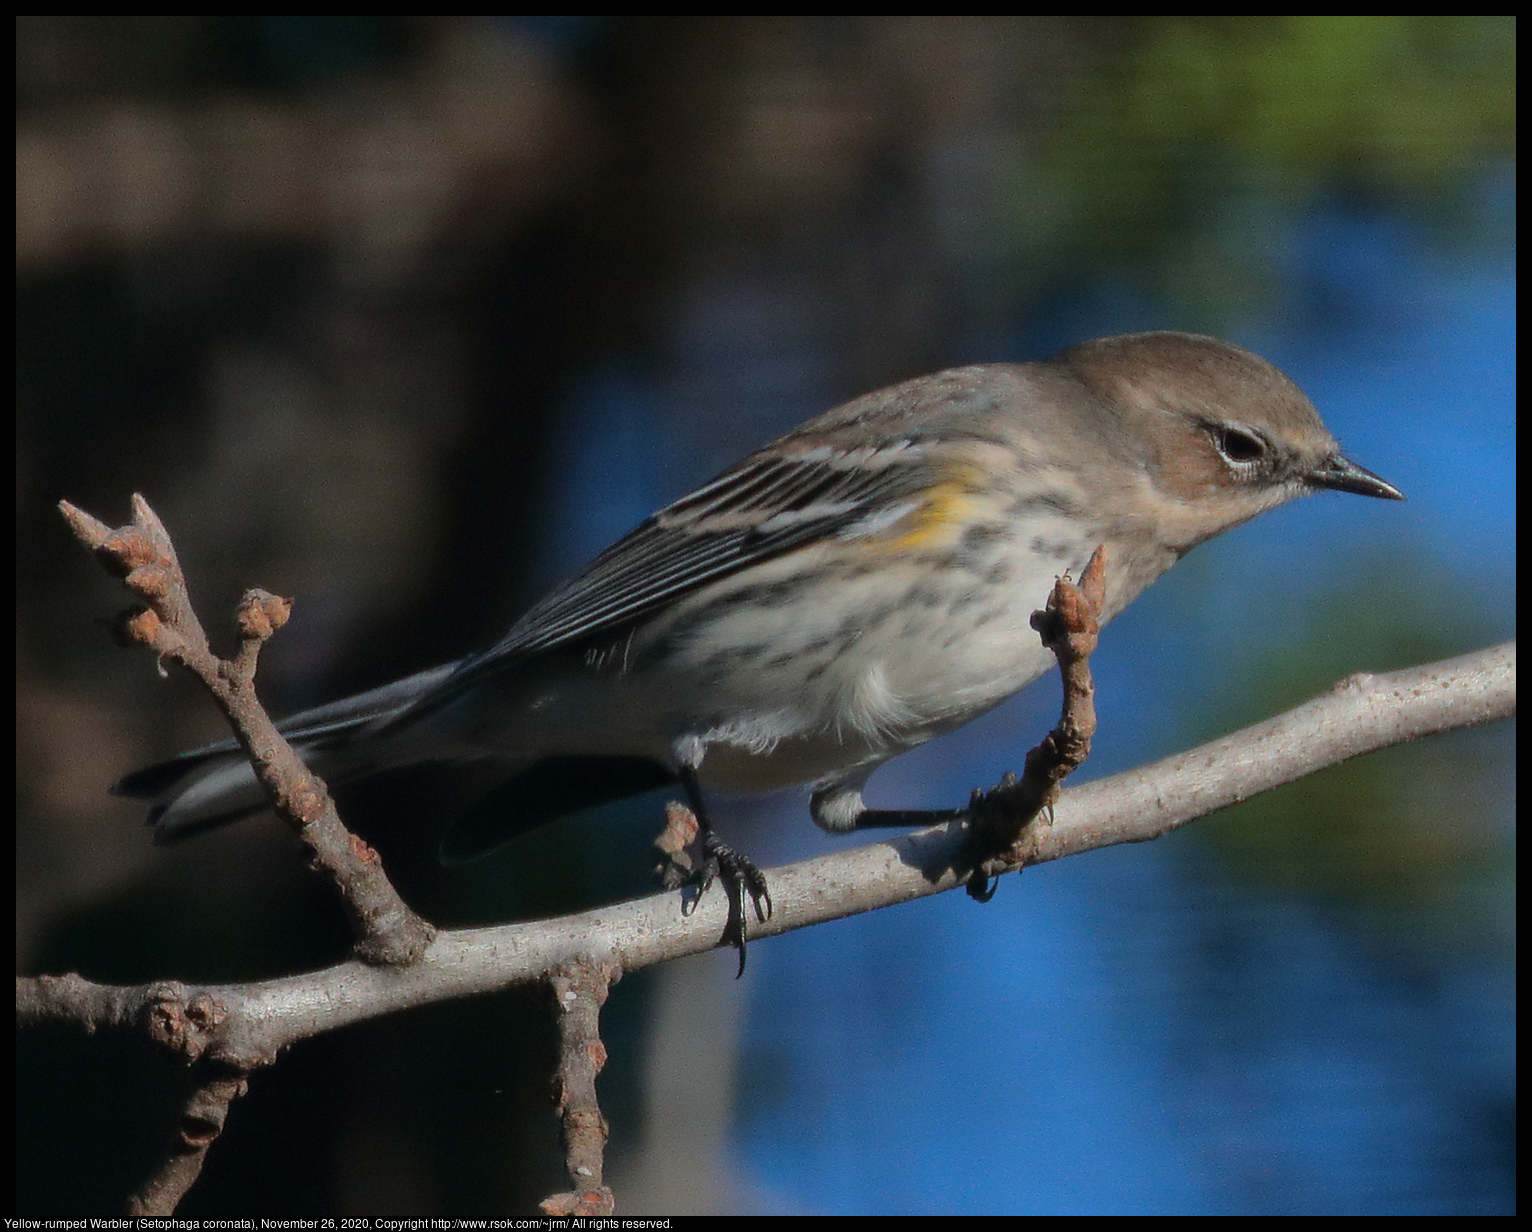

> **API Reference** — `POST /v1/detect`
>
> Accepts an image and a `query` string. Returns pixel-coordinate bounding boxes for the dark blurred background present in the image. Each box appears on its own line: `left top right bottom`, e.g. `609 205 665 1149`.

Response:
17 16 1514 1216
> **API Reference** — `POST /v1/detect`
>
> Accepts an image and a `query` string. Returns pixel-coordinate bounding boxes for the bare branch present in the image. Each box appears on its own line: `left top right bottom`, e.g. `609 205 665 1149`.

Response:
58 496 434 969
541 960 620 1216
126 1068 249 1216
966 544 1107 899
1027 639 1515 867
18 640 1514 1062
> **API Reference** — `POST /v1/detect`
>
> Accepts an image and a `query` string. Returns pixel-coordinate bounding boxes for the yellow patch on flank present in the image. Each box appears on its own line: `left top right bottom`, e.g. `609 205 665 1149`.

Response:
878 464 988 551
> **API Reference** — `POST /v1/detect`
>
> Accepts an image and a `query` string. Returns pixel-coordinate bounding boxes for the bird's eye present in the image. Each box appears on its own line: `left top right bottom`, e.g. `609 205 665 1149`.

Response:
1211 425 1267 466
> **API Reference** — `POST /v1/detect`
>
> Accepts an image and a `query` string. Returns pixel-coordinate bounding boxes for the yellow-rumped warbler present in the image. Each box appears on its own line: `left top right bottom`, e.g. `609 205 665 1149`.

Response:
118 332 1402 876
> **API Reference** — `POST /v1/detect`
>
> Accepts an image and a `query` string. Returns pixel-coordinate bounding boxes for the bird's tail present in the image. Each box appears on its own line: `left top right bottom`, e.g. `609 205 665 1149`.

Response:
114 661 678 859
114 663 459 844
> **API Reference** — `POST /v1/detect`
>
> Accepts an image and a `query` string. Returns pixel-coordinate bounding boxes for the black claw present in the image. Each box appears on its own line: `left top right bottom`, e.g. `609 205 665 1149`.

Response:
702 830 772 977
669 766 774 975
710 838 772 923
963 771 1024 903
966 870 999 903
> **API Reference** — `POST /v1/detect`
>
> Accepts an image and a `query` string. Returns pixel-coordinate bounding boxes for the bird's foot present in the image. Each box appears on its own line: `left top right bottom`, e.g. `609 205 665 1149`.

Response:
654 802 772 976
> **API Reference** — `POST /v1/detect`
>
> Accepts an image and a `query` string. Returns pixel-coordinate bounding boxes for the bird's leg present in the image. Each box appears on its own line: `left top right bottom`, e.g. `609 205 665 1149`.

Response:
665 748 772 977
844 807 969 829
833 796 1012 901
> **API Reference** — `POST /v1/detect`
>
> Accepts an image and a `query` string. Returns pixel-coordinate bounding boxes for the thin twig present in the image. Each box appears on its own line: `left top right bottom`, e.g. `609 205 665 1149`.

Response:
59 495 434 968
964 544 1107 899
126 1067 249 1216
541 960 620 1216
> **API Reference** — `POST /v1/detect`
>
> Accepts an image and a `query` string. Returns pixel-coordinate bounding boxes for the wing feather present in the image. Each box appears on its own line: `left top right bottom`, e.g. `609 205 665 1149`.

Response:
405 439 939 711
500 442 935 655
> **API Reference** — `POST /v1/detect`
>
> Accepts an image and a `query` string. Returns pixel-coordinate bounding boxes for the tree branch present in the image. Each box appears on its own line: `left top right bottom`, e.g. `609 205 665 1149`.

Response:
541 959 620 1216
58 495 434 968
19 641 1513 1057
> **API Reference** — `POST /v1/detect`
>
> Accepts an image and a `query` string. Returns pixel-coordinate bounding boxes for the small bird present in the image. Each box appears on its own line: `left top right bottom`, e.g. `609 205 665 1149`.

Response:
117 332 1402 916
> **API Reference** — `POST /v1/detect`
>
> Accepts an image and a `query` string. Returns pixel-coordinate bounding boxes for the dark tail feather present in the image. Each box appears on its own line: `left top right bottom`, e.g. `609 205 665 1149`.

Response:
112 663 460 843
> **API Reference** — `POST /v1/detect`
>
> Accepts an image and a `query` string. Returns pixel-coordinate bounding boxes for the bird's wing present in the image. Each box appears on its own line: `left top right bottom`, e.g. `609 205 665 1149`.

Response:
506 439 936 652
394 437 940 714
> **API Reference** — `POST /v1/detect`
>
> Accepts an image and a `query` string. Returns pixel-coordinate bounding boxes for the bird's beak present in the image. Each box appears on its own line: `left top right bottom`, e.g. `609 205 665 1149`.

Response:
1309 455 1406 501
